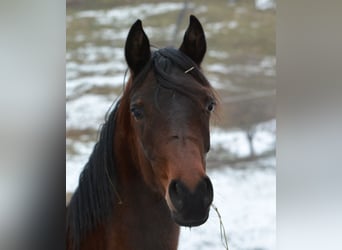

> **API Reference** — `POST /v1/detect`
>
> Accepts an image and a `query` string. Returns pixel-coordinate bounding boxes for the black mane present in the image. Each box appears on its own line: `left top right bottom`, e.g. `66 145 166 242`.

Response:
66 102 120 250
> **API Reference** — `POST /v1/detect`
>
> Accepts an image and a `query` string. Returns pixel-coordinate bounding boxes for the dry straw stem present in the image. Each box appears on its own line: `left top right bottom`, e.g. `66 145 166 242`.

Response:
211 203 230 250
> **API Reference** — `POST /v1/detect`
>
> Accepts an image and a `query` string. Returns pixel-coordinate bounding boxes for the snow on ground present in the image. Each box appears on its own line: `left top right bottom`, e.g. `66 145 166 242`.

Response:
210 120 276 158
206 56 276 77
255 0 276 11
66 94 118 130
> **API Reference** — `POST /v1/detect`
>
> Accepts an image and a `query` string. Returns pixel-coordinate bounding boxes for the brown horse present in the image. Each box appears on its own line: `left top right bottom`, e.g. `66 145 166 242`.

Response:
66 15 217 250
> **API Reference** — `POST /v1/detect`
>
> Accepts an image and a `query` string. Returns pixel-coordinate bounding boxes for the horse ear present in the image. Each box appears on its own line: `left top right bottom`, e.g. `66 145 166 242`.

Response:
179 15 206 66
125 20 151 76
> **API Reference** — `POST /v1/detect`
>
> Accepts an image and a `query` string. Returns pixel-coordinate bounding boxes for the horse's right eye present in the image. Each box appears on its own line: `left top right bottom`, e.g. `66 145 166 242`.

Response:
131 108 144 120
206 100 216 112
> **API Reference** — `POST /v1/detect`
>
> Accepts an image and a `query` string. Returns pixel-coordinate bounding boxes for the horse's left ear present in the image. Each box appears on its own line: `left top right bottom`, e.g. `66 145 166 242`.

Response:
125 19 151 76
179 15 206 66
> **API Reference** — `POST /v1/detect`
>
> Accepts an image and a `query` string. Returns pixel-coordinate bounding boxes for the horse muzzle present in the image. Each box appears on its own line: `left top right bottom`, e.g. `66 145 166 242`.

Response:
168 176 213 227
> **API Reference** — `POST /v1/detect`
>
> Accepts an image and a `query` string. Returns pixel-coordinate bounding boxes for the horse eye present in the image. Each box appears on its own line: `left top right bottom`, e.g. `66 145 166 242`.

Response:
207 101 216 112
131 108 144 120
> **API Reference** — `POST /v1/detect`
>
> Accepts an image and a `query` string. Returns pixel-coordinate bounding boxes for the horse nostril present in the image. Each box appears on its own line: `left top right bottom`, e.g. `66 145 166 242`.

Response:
202 177 213 207
169 180 184 211
175 182 182 195
171 135 180 140
204 177 213 192
169 177 213 212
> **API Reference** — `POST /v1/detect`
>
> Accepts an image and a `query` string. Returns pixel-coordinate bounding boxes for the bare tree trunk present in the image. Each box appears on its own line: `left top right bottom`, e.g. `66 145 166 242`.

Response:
246 126 256 157
172 0 190 46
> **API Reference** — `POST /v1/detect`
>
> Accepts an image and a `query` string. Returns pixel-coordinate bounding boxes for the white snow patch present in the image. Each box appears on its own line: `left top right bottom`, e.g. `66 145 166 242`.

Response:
211 129 251 157
66 141 95 192
253 119 276 154
67 61 126 74
255 0 276 10
66 75 124 98
66 94 118 130
73 46 124 63
259 56 276 76
210 119 276 156
206 56 276 77
208 50 230 60
179 166 276 250
67 75 123 87
206 21 239 33
206 77 230 90
206 22 227 32
228 20 238 29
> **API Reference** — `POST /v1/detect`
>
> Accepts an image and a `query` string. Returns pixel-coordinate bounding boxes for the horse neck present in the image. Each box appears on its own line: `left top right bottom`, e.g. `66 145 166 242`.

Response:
110 105 180 250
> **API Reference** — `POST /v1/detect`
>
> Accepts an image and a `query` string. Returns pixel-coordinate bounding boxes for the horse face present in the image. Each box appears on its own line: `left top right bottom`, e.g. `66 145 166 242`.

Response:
125 16 214 227
131 83 214 226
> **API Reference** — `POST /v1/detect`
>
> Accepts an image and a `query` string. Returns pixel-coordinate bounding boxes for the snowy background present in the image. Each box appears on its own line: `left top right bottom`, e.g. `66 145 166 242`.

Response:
66 1 276 249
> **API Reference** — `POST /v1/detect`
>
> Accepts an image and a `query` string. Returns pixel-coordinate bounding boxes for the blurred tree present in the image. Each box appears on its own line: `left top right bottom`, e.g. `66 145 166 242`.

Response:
227 92 275 157
172 0 190 46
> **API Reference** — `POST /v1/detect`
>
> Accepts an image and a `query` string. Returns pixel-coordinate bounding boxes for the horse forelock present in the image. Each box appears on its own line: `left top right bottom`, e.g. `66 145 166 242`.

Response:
126 47 217 107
